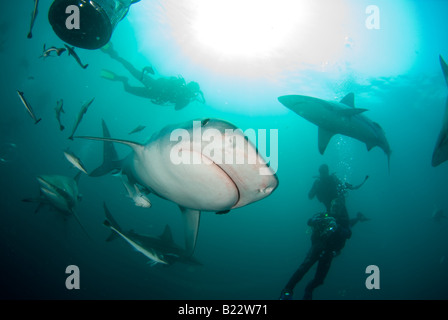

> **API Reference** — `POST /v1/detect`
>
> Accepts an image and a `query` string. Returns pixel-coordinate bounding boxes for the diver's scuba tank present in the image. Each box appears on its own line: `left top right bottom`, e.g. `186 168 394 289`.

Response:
48 0 140 49
308 213 338 241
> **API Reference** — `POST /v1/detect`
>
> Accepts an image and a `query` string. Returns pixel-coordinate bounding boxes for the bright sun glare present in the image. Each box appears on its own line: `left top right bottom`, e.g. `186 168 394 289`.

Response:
134 0 420 79
191 0 306 59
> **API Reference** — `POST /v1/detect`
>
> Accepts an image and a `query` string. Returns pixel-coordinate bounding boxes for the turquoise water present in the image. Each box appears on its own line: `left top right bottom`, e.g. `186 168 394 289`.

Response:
1 0 448 300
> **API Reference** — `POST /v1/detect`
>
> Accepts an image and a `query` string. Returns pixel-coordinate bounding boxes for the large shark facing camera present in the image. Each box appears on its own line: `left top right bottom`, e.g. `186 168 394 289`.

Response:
77 119 278 256
278 93 391 169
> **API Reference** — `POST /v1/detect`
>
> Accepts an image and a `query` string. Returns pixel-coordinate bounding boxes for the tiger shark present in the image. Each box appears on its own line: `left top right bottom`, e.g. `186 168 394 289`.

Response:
103 203 202 266
432 55 448 167
77 118 278 256
22 173 91 239
278 92 391 169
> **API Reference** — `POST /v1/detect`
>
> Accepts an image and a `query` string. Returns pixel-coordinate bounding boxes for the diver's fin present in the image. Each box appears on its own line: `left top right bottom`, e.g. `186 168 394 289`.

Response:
131 0 141 4
318 127 335 155
175 101 189 111
440 55 448 88
180 206 201 257
100 69 117 81
159 225 174 245
340 93 355 108
103 202 121 242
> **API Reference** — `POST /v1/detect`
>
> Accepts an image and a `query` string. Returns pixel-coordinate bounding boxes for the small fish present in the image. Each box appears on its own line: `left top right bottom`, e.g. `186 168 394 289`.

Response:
64 150 88 174
55 99 65 131
40 44 66 59
122 176 151 208
17 90 41 124
128 125 146 135
68 98 95 140
27 0 39 39
64 44 89 69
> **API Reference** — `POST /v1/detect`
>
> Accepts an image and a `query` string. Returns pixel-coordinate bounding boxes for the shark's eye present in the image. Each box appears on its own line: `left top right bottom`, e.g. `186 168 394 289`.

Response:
201 118 210 127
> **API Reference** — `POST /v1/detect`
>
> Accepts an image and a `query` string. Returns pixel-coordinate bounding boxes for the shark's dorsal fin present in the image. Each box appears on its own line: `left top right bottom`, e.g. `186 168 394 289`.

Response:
101 119 120 161
77 120 143 177
318 127 336 155
103 202 122 242
340 93 355 108
440 55 448 88
159 225 174 245
180 206 201 257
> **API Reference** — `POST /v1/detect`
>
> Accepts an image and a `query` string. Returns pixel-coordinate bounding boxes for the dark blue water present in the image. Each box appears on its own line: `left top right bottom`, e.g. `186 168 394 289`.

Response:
1 0 448 300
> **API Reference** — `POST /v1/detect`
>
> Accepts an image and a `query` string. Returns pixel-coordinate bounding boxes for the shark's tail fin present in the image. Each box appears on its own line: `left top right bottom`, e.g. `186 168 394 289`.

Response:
89 119 123 177
103 202 122 242
440 55 448 88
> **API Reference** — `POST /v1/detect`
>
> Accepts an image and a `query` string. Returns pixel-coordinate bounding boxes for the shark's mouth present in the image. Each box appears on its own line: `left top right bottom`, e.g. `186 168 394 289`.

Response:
199 152 242 209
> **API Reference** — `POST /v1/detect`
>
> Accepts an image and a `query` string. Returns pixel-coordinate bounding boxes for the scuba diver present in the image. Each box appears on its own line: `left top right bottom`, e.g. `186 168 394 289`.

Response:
100 42 205 110
308 164 369 213
279 198 370 300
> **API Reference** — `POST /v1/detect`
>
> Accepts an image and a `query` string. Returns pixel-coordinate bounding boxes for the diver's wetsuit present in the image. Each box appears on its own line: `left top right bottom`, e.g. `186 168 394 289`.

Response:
308 173 343 213
101 44 203 109
282 199 359 300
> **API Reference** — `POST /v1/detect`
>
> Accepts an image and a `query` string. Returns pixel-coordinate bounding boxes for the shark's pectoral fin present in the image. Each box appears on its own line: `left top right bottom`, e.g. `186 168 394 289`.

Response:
180 206 201 257
159 225 175 245
34 202 45 214
365 141 376 151
335 108 368 117
22 197 48 213
74 171 82 184
318 127 336 155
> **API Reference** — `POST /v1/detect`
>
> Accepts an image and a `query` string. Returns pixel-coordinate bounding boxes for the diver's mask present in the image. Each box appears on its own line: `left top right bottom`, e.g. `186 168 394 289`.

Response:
48 0 140 50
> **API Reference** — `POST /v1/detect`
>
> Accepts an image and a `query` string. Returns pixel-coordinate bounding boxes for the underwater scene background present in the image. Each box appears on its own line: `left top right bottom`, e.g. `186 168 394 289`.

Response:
1 0 448 300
